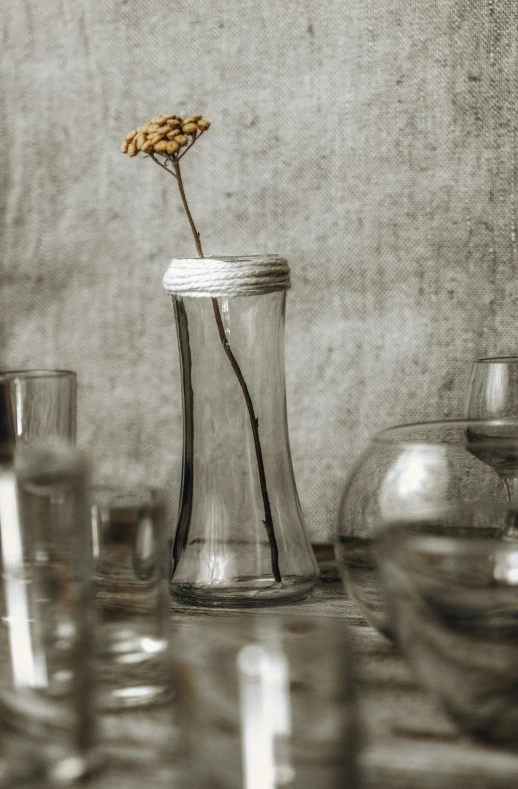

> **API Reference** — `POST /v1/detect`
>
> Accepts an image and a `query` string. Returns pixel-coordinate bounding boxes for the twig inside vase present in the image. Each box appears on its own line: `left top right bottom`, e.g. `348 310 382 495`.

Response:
169 156 281 584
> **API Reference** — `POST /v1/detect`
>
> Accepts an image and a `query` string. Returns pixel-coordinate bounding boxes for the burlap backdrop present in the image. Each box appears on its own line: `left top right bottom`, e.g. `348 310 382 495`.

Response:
1 1 517 541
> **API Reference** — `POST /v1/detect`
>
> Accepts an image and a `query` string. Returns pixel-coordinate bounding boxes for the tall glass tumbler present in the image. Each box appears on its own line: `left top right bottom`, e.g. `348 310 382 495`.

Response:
171 614 359 789
90 486 171 710
0 442 99 783
0 370 76 444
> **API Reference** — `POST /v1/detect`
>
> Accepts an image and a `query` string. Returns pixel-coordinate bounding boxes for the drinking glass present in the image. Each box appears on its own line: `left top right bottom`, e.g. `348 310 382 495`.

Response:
466 357 518 502
378 501 518 743
335 420 518 639
0 442 100 783
0 719 48 787
90 486 171 710
171 614 359 789
0 370 76 444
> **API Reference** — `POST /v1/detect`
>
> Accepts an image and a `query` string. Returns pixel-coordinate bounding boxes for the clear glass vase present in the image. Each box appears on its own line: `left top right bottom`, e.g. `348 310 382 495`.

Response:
169 265 319 606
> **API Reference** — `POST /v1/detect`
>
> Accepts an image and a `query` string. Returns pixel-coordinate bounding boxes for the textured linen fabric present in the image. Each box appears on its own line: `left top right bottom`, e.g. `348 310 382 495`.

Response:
1 1 517 541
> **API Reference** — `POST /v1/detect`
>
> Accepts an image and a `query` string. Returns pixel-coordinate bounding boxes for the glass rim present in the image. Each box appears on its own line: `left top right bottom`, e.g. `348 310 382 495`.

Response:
172 253 286 263
6 441 87 480
371 418 518 448
0 369 76 381
379 499 518 559
475 356 518 363
383 526 518 560
89 485 167 509
0 438 78 452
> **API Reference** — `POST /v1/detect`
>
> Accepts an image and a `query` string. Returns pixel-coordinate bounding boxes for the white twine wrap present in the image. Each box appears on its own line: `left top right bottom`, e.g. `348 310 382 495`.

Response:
163 255 291 298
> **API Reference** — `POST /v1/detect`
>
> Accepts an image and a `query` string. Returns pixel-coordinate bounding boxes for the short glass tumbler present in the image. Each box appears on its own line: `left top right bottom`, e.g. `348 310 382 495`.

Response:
0 370 76 444
378 502 518 744
91 486 171 709
0 443 99 783
171 613 359 789
171 274 319 606
335 420 518 639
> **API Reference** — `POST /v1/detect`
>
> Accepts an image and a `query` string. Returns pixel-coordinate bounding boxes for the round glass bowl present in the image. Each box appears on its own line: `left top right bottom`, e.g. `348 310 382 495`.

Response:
334 419 518 639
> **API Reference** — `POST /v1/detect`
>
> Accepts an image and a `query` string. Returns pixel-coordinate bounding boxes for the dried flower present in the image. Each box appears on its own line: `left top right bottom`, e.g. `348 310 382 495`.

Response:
120 114 210 158
120 112 282 584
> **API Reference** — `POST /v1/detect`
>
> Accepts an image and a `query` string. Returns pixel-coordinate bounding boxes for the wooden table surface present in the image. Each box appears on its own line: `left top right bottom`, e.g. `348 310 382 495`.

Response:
89 545 518 789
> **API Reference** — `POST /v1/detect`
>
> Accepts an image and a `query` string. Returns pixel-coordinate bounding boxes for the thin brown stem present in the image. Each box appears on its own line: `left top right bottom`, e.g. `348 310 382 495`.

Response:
172 157 282 583
215 324 281 582
173 159 203 258
149 152 177 177
177 130 204 161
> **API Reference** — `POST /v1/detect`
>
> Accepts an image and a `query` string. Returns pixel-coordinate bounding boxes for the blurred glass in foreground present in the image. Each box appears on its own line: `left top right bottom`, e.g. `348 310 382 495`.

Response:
0 443 100 783
90 486 171 710
171 614 359 789
378 502 518 743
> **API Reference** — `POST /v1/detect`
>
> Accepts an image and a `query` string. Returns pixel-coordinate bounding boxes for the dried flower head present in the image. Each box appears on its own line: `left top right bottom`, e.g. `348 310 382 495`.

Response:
120 114 210 158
